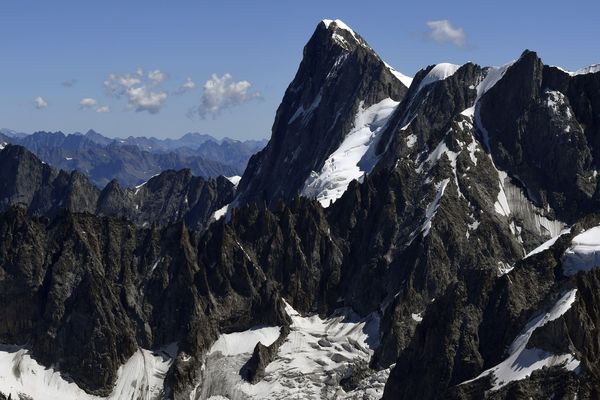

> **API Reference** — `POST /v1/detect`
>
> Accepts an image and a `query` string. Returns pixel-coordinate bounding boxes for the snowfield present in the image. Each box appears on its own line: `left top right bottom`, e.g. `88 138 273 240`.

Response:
302 97 399 207
461 290 580 390
0 344 177 400
191 301 384 399
562 226 600 275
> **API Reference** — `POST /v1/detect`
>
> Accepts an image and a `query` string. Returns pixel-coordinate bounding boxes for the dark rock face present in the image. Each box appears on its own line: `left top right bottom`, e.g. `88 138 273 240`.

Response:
0 144 234 231
236 20 409 207
240 326 290 383
2 130 265 187
479 50 600 222
97 170 235 231
0 208 289 395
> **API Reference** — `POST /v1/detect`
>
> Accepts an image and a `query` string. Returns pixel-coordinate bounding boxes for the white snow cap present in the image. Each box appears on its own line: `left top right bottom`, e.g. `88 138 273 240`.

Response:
321 19 361 43
322 19 414 89
417 63 462 92
553 64 600 76
322 19 355 34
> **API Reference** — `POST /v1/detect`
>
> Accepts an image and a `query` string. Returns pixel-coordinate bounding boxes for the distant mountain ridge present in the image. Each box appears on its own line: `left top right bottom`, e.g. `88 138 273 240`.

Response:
0 129 267 187
0 143 235 231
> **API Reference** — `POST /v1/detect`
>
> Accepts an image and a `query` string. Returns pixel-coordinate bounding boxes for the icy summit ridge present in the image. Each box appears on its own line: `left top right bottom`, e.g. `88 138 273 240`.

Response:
321 19 413 89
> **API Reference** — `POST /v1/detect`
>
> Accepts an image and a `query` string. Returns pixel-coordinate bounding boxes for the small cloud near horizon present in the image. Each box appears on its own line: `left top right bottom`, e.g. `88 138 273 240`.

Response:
189 73 260 119
34 96 48 109
95 106 110 113
104 68 168 114
175 77 197 94
426 20 466 47
148 69 167 84
79 97 97 109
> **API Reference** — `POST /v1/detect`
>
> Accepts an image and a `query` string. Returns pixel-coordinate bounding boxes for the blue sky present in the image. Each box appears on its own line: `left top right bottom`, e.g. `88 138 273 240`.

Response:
1 0 598 140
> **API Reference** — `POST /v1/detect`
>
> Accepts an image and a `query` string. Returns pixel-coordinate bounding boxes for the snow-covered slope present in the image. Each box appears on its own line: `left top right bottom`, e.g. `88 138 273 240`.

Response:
562 226 600 275
192 302 383 399
553 64 600 76
417 63 462 92
0 344 177 400
461 290 580 390
385 62 413 88
302 98 399 207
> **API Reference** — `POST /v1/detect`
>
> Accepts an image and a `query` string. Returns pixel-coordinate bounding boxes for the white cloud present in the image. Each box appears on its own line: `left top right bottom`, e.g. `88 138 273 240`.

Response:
148 69 167 84
34 96 48 109
104 68 168 114
127 86 167 114
79 97 97 109
191 73 260 118
104 70 144 96
426 20 466 46
175 77 196 94
95 106 110 113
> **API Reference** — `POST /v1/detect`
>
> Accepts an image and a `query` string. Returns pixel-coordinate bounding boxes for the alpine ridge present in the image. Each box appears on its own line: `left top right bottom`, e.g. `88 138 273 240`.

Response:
1 19 600 400
0 129 266 187
0 144 235 231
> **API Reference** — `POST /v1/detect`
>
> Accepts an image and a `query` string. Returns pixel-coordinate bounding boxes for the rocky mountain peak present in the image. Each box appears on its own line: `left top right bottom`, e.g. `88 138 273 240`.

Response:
235 19 410 207
319 19 368 51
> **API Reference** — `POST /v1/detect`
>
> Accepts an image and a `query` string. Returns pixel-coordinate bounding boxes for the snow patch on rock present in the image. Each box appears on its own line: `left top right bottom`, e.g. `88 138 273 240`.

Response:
562 226 600 276
417 63 462 93
225 175 241 188
524 228 571 259
461 289 580 390
209 326 281 357
302 98 399 207
384 62 413 88
212 204 229 221
420 178 450 239
288 92 322 124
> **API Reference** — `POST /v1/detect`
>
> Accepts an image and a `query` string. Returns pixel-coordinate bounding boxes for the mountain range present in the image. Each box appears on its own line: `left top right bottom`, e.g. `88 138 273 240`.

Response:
1 18 600 400
0 129 267 187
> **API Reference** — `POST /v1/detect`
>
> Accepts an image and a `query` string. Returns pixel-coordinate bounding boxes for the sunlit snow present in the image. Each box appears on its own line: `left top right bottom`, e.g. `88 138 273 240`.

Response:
213 204 229 221
562 226 600 275
0 344 177 400
384 62 413 88
461 290 580 390
302 98 399 207
416 63 462 93
192 301 384 399
225 175 242 188
524 228 571 259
